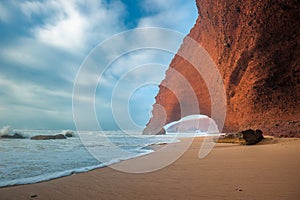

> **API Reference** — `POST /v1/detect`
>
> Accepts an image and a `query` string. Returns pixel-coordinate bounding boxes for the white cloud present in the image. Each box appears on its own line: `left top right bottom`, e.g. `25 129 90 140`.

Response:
20 1 50 18
0 0 198 129
21 0 126 53
0 74 71 107
1 46 39 68
0 2 11 22
0 74 74 128
0 37 80 86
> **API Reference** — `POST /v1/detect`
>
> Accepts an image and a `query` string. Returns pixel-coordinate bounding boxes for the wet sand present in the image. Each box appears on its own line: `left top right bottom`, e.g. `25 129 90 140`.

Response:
0 137 299 200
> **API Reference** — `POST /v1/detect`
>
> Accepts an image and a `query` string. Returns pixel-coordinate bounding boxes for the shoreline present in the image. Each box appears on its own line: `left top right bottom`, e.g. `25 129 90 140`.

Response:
0 136 299 199
0 135 182 188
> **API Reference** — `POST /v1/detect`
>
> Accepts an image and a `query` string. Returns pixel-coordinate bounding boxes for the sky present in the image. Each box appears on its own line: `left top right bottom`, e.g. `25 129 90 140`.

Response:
0 0 198 130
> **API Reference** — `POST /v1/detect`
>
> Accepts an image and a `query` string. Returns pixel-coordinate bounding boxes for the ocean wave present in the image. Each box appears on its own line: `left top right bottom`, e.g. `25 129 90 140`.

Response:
60 130 76 137
0 150 154 188
0 130 191 188
0 125 14 136
0 125 28 138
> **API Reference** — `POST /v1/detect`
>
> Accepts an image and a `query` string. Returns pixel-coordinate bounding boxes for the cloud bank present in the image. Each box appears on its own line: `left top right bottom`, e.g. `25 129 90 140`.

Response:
0 0 197 130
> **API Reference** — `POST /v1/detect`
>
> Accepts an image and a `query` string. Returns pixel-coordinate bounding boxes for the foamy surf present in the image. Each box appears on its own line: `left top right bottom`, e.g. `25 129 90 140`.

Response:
0 151 155 188
0 127 184 187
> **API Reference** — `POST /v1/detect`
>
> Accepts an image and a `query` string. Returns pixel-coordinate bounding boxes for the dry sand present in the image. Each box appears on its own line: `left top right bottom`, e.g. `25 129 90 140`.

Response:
0 137 299 200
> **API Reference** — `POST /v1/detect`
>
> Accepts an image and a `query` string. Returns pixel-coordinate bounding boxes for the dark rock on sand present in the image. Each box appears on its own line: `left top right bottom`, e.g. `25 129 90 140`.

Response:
241 129 264 145
31 134 67 140
215 129 263 145
30 194 38 198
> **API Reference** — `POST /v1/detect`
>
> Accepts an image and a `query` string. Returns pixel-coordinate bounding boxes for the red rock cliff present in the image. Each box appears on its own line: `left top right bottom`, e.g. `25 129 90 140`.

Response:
144 0 300 137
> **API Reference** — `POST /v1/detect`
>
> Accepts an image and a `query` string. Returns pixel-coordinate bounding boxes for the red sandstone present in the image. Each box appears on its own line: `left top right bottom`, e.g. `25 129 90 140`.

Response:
144 0 300 137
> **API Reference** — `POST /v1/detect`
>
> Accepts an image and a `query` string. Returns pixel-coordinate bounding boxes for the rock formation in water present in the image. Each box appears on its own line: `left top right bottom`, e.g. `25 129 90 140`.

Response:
1 133 25 139
31 134 67 140
64 131 75 137
144 0 300 137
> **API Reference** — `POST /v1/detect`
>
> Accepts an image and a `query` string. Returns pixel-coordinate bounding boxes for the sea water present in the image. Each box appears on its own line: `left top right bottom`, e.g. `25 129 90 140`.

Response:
0 128 198 187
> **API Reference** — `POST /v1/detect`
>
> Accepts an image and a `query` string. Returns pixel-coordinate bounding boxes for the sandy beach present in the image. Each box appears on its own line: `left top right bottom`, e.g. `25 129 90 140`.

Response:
0 136 299 200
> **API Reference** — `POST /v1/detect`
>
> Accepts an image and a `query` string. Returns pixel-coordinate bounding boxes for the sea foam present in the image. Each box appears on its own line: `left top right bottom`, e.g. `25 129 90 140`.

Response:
0 128 181 187
0 125 28 138
0 125 14 136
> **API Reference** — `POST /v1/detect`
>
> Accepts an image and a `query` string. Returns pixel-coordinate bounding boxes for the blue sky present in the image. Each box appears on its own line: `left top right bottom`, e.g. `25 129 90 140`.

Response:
0 0 197 130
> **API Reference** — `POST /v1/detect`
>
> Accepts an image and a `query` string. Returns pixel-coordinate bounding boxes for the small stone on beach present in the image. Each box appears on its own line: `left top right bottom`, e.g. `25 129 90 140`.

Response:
30 194 38 198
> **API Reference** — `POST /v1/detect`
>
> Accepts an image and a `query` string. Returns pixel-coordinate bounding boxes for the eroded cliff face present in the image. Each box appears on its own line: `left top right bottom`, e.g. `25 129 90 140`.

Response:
144 0 300 137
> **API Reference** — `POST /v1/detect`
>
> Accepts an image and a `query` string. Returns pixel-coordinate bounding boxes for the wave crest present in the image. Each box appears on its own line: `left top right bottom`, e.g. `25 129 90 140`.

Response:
0 125 28 138
0 125 14 136
61 130 76 137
